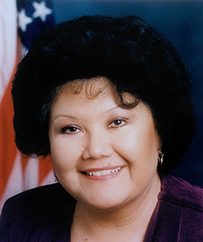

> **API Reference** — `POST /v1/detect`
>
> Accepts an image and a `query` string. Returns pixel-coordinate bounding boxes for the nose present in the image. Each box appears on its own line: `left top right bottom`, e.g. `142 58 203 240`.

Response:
82 130 113 160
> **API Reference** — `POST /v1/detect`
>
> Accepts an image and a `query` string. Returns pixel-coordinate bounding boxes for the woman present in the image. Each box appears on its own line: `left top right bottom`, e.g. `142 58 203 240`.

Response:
1 15 203 241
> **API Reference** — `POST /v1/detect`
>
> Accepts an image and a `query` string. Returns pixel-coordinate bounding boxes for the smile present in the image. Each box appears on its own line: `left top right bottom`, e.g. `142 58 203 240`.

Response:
85 167 122 176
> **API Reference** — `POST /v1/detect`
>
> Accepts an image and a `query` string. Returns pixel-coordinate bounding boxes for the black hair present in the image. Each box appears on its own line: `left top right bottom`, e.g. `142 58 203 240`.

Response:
12 15 196 176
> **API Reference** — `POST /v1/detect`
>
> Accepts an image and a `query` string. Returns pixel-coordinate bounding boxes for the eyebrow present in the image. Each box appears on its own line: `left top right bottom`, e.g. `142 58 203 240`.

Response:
52 114 79 122
52 105 124 122
104 105 121 113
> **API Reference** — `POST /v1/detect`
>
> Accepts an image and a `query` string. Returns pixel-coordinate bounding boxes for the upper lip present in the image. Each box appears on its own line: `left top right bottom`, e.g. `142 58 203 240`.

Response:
81 166 123 173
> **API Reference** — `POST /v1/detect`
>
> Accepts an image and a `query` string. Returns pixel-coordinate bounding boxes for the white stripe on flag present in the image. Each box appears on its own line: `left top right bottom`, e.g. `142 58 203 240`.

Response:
23 157 39 191
0 0 17 102
40 170 56 186
0 152 23 212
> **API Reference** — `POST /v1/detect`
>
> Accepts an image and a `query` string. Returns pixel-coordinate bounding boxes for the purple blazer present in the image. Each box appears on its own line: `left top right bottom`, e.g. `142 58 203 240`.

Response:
1 175 203 241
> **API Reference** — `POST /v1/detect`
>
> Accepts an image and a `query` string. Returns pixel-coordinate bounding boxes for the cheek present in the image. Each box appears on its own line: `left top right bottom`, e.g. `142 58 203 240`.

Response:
113 127 159 167
50 138 80 172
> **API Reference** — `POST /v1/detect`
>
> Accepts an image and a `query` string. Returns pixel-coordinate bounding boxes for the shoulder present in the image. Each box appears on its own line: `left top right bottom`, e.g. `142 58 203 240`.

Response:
1 183 75 241
1 183 76 224
155 175 203 240
160 175 203 211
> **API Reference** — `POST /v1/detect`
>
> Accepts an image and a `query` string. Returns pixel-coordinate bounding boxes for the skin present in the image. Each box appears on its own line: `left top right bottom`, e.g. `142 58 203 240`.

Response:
49 77 161 241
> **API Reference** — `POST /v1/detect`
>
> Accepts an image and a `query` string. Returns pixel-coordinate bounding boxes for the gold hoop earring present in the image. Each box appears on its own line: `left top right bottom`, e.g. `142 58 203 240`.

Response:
158 152 164 165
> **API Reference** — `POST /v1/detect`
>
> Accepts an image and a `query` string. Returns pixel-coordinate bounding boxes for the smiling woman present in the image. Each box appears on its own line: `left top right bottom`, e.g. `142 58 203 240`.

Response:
49 77 161 217
1 15 203 241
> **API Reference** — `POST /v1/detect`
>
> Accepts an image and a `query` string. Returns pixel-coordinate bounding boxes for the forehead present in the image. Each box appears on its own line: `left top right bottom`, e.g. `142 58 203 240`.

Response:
53 76 137 107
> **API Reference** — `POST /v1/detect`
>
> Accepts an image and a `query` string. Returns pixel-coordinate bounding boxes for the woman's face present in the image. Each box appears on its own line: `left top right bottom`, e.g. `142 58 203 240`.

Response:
49 77 161 211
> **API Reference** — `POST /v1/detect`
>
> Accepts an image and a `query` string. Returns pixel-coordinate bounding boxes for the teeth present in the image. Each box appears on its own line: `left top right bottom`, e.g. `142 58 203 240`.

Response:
87 167 121 176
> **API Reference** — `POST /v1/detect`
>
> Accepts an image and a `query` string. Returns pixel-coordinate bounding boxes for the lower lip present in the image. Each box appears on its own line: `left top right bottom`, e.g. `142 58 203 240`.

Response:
81 168 123 181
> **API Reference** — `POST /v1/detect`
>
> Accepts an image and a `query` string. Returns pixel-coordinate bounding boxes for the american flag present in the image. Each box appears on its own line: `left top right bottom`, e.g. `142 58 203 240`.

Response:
0 0 56 212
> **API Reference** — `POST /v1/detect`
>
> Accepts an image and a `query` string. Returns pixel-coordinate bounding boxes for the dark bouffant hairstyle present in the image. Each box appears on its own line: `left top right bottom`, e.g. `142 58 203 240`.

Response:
12 15 196 176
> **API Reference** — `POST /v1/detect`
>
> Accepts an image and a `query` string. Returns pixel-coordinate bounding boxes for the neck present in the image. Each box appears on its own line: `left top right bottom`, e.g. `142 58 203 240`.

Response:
71 174 161 242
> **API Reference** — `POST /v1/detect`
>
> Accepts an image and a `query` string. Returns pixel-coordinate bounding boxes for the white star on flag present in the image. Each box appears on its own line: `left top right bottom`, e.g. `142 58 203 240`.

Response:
32 1 53 22
18 9 33 32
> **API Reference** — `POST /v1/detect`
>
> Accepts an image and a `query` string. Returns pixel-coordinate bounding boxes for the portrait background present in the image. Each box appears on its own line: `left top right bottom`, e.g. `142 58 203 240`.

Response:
0 0 202 213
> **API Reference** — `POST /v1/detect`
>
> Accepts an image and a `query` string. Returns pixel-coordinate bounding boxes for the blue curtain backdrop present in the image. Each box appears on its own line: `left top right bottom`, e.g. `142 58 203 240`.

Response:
52 0 203 187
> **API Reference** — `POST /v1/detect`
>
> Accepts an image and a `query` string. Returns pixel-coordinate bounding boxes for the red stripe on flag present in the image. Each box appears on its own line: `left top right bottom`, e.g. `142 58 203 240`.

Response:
0 71 18 199
38 156 53 185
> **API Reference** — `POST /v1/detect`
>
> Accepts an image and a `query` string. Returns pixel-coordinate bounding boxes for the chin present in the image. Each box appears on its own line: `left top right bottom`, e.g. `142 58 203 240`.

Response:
81 194 129 213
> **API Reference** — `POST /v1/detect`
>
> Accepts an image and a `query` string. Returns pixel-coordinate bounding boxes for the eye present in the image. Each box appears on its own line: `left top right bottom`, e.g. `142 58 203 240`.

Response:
108 118 128 128
61 125 81 134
